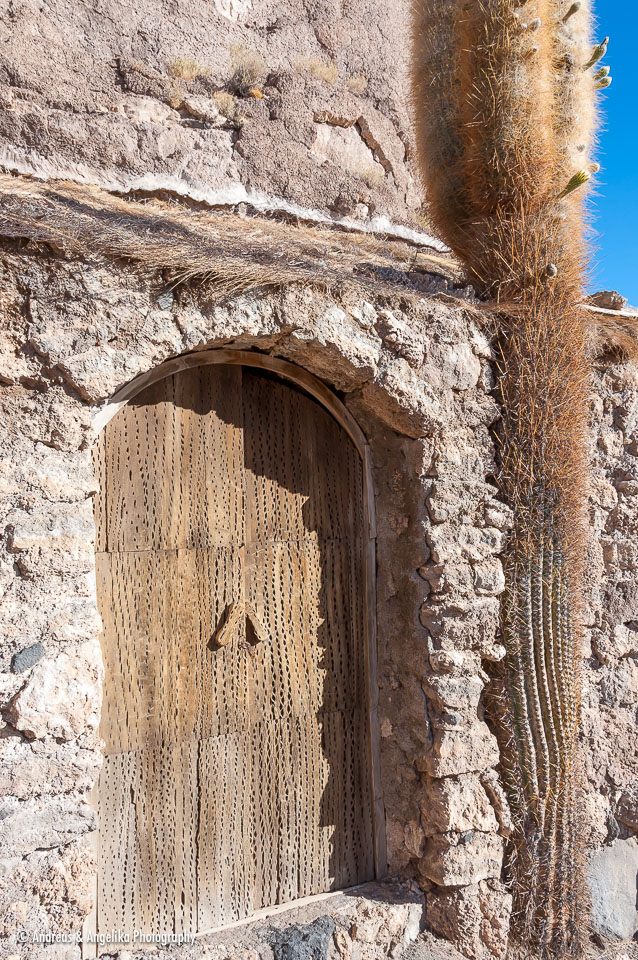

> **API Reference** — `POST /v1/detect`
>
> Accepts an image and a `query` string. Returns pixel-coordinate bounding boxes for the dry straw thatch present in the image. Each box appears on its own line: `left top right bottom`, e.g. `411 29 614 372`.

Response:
0 174 634 358
0 173 461 301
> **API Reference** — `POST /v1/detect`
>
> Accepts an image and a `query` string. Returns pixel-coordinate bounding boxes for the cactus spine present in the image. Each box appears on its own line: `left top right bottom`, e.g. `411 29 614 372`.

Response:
411 1 603 956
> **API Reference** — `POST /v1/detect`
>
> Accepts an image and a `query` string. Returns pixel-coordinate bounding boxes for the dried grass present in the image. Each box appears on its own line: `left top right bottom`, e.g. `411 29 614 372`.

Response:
359 163 385 187
166 79 185 109
211 91 245 128
0 175 460 302
228 44 267 96
346 73 368 95
584 304 638 360
169 56 212 81
296 56 339 85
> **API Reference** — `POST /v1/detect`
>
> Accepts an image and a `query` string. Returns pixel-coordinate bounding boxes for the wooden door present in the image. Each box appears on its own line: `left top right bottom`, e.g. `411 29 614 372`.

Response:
93 362 375 938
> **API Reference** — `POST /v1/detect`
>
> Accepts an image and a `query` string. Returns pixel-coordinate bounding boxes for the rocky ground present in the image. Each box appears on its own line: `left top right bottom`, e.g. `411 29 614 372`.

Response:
403 931 466 959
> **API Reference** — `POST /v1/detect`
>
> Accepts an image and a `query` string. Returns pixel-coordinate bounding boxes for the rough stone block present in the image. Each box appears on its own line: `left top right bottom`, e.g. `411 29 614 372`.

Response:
479 771 512 838
588 838 638 939
0 795 95 858
420 832 503 887
617 782 638 831
356 358 447 438
10 642 44 674
0 739 101 800
7 501 95 556
421 774 498 837
418 723 500 777
420 596 500 653
278 305 381 391
604 580 638 625
428 524 506 565
599 657 638 708
426 481 487 524
471 558 505 597
428 342 481 391
425 880 512 960
7 640 102 741
32 837 97 931
483 502 513 531
374 308 427 368
429 650 481 675
268 916 335 960
422 673 484 726
593 623 638 664
419 562 475 597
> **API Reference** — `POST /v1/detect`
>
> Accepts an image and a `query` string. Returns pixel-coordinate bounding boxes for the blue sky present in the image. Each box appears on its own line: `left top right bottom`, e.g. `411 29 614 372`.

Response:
588 0 638 303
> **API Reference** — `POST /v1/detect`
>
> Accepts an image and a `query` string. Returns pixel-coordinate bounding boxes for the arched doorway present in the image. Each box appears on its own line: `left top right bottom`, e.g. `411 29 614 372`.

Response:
92 352 382 938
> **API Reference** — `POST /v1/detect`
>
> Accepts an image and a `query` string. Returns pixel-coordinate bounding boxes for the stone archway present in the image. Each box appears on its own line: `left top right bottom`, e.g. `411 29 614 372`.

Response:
91 351 385 937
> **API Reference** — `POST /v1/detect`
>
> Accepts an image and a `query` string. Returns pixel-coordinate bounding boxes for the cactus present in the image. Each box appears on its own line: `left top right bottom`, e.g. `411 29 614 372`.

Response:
563 2 581 20
411 2 604 956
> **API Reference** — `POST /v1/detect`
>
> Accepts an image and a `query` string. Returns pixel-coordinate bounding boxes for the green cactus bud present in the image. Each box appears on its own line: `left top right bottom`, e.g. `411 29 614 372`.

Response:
563 1 581 20
584 37 609 70
528 18 541 31
595 65 610 79
556 170 591 199
596 75 612 89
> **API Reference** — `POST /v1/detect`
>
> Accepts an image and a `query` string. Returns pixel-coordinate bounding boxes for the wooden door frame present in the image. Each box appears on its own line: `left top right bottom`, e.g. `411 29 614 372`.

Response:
92 349 388 883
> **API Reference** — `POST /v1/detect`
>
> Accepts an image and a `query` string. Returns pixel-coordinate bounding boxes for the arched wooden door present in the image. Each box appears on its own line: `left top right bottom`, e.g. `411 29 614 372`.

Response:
93 357 378 938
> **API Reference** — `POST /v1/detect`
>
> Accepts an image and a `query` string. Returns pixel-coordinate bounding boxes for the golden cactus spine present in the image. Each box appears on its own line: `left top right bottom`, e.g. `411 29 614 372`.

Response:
411 1 606 955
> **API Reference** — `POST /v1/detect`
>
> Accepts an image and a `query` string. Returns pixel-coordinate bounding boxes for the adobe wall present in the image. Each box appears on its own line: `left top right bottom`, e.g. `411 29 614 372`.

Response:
0 245 511 958
0 0 425 232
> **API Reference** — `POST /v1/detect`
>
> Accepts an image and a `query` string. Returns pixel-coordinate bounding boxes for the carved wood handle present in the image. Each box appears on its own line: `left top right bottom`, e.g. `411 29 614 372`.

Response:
211 600 268 650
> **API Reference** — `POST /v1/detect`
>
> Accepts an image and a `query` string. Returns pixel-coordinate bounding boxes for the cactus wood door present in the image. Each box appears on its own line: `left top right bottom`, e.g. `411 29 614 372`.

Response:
93 355 379 940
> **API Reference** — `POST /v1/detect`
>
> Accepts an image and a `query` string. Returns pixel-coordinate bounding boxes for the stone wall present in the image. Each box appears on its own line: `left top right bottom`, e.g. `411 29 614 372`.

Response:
583 358 638 942
0 244 510 958
0 1 636 957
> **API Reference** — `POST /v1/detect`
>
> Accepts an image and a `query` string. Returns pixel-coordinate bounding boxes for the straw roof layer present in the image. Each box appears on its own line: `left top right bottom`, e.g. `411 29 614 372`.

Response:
0 175 635 358
0 174 464 301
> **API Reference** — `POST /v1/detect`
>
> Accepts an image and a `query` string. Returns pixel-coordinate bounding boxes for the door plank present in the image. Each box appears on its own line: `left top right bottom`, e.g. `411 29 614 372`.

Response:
132 740 199 935
242 372 312 543
97 546 246 753
242 368 375 910
250 720 281 909
102 365 244 552
96 752 137 936
97 742 198 938
197 732 253 930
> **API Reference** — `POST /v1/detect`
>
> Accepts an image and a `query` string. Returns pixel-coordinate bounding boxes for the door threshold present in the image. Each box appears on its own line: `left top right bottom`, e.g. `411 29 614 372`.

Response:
196 884 366 938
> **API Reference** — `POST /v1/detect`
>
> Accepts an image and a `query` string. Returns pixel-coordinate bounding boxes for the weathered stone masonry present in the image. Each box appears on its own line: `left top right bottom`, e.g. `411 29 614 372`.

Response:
1 240 637 959
0 242 513 958
0 0 636 951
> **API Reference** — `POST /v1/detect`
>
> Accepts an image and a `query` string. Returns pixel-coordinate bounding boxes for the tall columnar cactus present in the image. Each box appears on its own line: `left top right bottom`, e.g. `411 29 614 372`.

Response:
411 2 607 956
